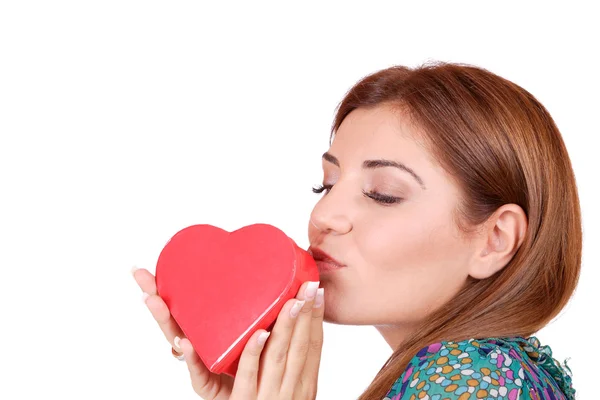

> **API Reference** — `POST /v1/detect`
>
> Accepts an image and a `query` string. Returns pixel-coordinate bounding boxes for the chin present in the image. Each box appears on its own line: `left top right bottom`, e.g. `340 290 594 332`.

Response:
322 303 344 324
322 304 371 326
323 309 337 324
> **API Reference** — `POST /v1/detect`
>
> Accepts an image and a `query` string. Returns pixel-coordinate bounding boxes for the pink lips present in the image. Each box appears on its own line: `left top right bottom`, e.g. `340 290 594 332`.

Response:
308 247 346 272
315 260 344 272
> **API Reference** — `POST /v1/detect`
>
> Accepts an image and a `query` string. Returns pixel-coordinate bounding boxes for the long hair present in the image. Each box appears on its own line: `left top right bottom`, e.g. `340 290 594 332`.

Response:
329 61 582 400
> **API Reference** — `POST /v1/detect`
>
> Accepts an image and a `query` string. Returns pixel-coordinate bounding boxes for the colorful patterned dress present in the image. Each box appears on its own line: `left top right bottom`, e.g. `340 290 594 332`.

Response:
383 336 575 399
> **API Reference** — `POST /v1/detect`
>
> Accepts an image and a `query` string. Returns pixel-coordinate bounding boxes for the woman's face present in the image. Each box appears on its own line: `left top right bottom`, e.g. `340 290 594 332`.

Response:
308 105 476 334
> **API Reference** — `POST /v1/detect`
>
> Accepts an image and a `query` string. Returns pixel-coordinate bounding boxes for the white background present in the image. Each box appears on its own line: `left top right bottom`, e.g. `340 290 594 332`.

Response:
1 1 598 399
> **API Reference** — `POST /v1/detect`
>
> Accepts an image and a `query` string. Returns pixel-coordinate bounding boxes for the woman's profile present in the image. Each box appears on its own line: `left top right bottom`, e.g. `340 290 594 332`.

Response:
133 61 580 399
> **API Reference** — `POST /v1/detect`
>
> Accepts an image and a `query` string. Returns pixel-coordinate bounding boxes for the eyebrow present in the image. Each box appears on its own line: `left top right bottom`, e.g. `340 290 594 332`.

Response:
322 152 426 189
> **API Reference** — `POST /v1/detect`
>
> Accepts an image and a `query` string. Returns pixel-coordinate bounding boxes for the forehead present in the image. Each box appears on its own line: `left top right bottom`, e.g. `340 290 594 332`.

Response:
330 105 431 165
327 105 461 200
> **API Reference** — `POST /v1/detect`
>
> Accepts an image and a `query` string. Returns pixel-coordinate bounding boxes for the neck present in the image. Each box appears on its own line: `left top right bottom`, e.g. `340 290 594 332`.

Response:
374 323 416 350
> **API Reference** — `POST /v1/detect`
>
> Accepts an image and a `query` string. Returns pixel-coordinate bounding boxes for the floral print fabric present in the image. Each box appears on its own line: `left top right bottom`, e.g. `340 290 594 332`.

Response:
384 336 575 399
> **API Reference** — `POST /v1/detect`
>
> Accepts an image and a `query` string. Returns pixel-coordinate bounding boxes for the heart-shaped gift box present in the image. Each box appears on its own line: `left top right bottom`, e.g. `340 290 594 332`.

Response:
155 223 319 376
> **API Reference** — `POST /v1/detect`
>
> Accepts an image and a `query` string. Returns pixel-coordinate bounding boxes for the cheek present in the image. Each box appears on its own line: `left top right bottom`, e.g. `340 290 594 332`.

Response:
355 206 469 319
358 207 452 270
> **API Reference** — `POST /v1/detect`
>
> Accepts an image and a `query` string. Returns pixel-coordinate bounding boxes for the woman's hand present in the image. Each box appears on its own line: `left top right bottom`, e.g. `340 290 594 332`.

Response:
132 266 324 400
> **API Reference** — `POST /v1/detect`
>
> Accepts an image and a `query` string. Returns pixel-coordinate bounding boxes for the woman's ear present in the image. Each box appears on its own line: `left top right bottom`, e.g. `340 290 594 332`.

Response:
468 203 528 280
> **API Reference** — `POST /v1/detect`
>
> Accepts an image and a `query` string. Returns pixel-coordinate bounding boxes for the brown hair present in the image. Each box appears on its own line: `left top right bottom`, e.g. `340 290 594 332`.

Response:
329 61 582 400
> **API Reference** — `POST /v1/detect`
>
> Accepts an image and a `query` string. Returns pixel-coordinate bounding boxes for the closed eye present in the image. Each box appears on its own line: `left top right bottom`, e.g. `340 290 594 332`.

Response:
312 184 403 206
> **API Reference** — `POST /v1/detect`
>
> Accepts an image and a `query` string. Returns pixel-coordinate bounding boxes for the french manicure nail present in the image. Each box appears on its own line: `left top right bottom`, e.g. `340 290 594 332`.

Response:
257 331 271 346
142 292 149 304
131 265 139 276
174 336 181 350
290 300 306 318
305 281 320 300
313 288 324 308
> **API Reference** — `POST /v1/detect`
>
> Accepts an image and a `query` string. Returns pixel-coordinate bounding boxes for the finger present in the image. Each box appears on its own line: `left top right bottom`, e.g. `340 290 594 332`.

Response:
132 266 158 295
280 281 320 397
302 287 325 396
258 280 317 393
257 297 305 393
230 329 270 398
179 338 225 399
133 266 185 351
144 293 186 351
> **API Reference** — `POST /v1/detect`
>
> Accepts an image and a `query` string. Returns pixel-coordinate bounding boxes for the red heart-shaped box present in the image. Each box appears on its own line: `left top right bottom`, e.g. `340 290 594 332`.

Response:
155 223 319 376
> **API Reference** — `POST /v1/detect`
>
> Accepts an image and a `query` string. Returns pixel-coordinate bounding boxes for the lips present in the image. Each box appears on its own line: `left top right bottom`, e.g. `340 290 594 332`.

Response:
307 247 346 270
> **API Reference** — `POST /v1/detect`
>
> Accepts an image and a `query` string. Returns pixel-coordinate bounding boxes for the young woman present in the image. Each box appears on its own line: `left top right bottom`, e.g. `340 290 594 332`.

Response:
133 61 579 399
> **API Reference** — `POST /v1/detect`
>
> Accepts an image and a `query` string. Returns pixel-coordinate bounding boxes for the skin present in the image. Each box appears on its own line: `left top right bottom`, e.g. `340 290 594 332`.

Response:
133 104 527 399
133 269 324 400
308 104 527 349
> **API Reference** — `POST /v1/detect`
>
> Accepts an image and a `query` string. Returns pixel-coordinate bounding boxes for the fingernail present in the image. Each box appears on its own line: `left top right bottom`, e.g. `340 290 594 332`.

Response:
174 336 181 350
131 265 139 276
257 331 271 346
290 300 306 318
313 288 324 308
305 281 320 300
142 292 149 304
174 349 185 361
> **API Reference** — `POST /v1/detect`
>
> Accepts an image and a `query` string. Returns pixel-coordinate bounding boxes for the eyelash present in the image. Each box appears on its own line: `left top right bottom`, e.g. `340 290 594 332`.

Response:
312 184 403 205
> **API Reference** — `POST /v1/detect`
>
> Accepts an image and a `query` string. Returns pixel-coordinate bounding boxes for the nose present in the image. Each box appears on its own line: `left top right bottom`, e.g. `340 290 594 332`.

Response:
309 190 352 236
310 213 351 236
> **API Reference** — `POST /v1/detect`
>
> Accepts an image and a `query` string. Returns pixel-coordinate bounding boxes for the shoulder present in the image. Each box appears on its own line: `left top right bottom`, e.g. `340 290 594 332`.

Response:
384 337 526 400
384 336 575 400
